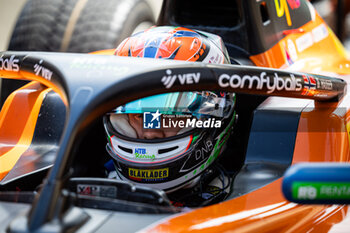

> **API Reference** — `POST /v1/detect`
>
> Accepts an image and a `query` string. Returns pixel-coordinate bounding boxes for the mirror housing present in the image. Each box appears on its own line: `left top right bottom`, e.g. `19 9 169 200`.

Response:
283 163 350 204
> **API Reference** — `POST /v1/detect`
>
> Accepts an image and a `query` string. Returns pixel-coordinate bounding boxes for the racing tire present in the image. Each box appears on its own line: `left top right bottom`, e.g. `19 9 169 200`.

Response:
1 0 154 106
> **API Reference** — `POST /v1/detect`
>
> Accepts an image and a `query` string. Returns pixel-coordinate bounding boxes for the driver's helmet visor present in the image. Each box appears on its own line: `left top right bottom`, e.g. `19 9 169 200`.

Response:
113 91 234 118
107 91 235 139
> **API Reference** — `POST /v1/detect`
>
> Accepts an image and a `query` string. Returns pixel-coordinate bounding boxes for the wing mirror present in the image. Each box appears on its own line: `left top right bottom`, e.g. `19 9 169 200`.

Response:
283 163 350 204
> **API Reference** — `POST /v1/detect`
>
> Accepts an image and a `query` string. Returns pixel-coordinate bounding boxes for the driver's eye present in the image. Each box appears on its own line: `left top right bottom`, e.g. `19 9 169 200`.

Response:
135 114 142 120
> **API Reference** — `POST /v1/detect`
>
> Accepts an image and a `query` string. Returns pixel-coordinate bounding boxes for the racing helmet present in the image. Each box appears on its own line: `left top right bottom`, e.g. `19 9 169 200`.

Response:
103 26 236 193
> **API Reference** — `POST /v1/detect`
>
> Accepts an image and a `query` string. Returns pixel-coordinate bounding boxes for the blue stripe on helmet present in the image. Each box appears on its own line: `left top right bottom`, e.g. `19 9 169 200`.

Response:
144 37 163 58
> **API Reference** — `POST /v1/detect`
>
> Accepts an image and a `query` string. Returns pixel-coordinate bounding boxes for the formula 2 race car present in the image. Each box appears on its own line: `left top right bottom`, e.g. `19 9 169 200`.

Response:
1 0 350 232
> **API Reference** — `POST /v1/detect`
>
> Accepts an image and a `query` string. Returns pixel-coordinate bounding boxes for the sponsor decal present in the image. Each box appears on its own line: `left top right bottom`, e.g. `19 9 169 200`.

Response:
295 185 317 199
208 54 223 64
318 79 333 91
161 69 200 89
202 186 222 200
70 57 129 74
134 148 155 161
296 32 313 52
286 39 298 62
71 57 107 68
294 24 328 53
0 55 19 72
274 0 301 26
185 117 235 179
312 24 329 43
34 59 53 81
129 168 169 181
293 182 350 200
77 184 117 198
180 139 213 172
301 75 316 96
193 42 207 61
285 47 294 66
143 110 222 129
218 72 303 94
287 0 300 9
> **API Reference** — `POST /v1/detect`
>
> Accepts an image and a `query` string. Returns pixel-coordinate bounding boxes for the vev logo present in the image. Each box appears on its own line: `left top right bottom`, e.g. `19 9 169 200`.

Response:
162 69 200 89
0 55 19 72
218 72 302 94
143 110 161 129
34 59 53 81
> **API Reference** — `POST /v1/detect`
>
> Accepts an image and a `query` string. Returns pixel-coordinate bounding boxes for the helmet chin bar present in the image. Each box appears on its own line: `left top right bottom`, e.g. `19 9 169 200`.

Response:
109 134 193 163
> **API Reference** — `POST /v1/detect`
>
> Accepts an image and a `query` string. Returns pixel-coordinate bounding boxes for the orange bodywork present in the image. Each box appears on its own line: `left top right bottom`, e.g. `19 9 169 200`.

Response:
0 68 65 180
0 82 51 180
142 180 346 233
250 13 350 75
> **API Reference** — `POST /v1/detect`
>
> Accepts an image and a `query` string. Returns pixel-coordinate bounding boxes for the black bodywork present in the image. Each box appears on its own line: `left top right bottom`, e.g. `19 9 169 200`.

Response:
157 0 313 57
